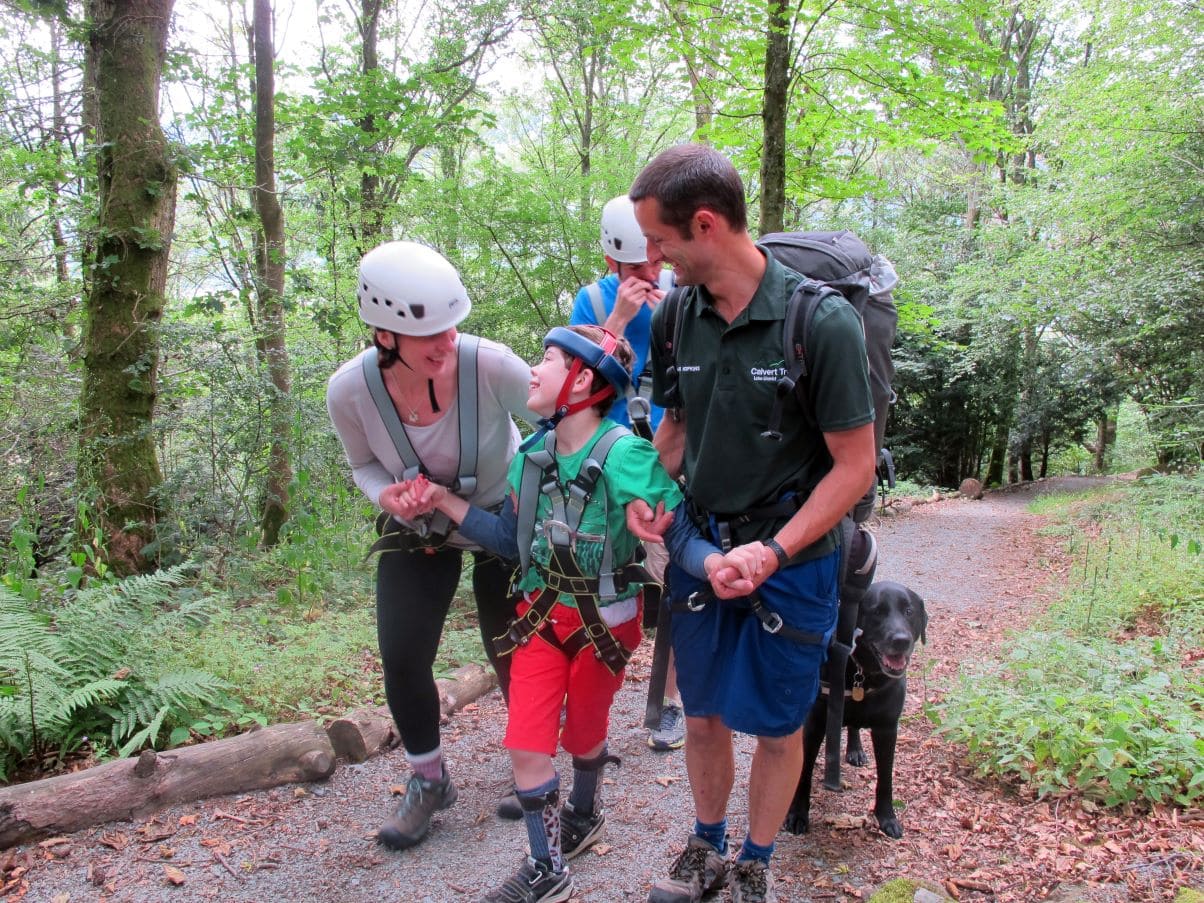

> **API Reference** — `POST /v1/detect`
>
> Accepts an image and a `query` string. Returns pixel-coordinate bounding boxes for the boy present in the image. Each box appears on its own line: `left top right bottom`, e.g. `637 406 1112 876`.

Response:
399 325 733 902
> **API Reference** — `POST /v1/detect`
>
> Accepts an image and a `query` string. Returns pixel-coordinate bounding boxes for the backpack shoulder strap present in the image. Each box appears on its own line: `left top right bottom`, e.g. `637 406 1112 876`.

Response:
659 286 688 413
453 334 481 495
361 348 423 481
586 281 608 326
763 279 840 441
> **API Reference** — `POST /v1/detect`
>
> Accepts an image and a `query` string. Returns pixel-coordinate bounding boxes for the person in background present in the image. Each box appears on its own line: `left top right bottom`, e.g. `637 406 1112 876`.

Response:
571 195 685 753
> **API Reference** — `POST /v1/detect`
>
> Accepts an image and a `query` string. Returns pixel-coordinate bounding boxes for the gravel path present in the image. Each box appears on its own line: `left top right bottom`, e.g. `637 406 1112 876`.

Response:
12 477 1179 903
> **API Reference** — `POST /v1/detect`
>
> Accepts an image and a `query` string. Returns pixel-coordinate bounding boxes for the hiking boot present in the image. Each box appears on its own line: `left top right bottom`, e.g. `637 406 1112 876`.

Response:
647 834 728 903
497 790 523 820
647 702 686 751
376 771 457 851
480 857 573 903
728 858 776 903
560 801 605 860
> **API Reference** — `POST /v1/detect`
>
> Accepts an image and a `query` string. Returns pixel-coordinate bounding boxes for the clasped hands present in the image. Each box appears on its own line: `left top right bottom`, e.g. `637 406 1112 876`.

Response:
378 475 446 521
625 499 777 601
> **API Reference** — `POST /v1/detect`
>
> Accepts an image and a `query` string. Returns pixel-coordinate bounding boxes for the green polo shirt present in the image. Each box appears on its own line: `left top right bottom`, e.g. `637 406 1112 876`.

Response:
649 253 874 555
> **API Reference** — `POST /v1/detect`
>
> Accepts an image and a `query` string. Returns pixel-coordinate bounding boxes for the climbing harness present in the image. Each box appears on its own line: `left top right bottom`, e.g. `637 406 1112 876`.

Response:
362 337 480 551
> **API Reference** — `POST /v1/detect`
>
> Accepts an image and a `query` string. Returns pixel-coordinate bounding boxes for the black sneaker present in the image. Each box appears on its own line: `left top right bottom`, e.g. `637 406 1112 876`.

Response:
728 858 776 903
376 772 457 851
480 857 573 903
647 834 728 903
560 801 605 860
497 790 523 821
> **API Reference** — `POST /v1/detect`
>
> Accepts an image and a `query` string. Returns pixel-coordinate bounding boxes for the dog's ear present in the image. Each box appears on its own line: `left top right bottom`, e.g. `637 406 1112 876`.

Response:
909 588 928 645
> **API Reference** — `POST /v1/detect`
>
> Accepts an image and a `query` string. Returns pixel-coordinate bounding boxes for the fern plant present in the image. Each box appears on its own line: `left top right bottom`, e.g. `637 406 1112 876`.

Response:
0 566 235 781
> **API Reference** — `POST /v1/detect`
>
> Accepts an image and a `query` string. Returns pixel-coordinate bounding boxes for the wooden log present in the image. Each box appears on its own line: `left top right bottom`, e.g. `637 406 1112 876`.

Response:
326 662 497 762
0 721 335 850
325 705 396 763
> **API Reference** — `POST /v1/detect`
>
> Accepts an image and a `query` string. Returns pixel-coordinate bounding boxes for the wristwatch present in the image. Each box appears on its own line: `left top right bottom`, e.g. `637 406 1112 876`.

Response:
766 538 790 569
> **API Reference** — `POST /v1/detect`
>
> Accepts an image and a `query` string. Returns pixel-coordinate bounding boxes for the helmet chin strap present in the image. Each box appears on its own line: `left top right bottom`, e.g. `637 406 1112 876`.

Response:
519 334 620 453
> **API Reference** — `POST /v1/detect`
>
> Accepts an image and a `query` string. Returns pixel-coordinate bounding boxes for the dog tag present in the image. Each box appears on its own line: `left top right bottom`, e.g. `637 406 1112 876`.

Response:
851 686 865 702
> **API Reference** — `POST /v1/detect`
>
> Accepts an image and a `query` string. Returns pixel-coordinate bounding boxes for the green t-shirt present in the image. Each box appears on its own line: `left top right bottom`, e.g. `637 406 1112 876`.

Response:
649 253 874 554
506 421 683 607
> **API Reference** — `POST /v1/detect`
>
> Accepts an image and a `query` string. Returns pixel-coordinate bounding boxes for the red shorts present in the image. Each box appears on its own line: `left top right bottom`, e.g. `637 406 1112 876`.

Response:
503 596 643 757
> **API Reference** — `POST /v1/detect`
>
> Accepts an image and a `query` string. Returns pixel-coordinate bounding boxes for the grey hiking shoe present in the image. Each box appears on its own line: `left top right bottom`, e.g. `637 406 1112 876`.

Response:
728 858 776 903
480 857 573 903
648 702 686 751
648 834 728 903
376 771 457 850
560 801 605 860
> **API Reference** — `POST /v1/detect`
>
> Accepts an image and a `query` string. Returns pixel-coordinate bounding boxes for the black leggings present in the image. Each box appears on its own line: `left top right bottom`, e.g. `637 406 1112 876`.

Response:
376 545 514 756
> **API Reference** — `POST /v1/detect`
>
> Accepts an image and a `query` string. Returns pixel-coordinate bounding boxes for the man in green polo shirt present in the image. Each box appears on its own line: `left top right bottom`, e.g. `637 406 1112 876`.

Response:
628 144 878 903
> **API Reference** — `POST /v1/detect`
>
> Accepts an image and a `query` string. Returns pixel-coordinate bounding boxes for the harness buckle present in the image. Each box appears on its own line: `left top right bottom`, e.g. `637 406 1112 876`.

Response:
760 611 784 634
716 520 733 552
583 621 610 640
686 590 709 612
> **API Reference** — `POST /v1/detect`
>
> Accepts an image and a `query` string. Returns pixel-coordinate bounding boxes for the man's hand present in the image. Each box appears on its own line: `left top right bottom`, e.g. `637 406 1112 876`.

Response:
626 498 673 543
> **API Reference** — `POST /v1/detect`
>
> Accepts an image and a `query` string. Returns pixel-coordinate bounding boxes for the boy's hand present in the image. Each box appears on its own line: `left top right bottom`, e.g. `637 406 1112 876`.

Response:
704 542 776 599
626 499 673 543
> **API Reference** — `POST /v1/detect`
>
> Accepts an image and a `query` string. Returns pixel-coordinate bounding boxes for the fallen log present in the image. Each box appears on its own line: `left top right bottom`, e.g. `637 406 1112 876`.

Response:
0 721 335 850
326 662 497 762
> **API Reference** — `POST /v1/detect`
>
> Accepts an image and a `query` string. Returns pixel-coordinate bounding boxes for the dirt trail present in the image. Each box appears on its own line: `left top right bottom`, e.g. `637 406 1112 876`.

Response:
8 477 1200 903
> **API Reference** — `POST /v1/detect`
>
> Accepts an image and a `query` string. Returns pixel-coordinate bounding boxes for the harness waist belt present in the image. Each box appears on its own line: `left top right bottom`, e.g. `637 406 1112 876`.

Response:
671 588 826 646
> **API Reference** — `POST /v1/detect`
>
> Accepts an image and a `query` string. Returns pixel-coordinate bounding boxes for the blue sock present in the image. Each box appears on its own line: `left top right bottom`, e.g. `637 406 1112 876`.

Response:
517 775 562 871
737 834 774 864
569 747 607 815
694 818 727 855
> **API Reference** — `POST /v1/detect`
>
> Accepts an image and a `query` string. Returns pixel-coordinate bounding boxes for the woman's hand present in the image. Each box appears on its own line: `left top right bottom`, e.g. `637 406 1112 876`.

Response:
380 475 448 520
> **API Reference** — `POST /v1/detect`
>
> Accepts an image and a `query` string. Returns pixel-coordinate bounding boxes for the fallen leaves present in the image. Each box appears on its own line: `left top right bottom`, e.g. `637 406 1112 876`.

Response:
163 864 186 886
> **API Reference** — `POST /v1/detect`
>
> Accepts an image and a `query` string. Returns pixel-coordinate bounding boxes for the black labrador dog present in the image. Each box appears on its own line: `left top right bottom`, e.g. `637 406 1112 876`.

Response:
784 580 927 839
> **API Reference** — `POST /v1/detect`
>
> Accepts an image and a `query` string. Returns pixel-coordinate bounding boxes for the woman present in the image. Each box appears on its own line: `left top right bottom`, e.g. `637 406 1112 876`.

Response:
326 240 534 851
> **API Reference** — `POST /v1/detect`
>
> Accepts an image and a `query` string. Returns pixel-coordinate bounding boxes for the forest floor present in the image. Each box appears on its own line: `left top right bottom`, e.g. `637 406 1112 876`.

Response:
4 476 1202 903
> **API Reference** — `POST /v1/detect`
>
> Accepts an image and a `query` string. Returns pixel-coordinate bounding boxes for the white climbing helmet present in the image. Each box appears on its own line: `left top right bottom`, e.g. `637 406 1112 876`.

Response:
599 195 649 264
356 240 471 336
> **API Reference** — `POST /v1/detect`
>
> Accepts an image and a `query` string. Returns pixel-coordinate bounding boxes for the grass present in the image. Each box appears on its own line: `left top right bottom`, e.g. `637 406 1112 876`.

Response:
933 471 1204 809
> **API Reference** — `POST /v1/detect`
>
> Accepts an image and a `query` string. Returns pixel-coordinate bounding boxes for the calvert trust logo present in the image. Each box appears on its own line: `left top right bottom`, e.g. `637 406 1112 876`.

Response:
750 359 787 382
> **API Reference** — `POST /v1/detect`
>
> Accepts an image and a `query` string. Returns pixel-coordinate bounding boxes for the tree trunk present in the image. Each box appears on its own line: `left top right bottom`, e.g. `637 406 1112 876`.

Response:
357 0 384 251
252 0 292 546
78 0 177 575
985 421 1008 486
1093 411 1114 472
0 722 335 850
758 0 790 235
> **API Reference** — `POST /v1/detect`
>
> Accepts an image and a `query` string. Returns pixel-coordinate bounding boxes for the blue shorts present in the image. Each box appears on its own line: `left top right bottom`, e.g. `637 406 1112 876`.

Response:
666 550 839 737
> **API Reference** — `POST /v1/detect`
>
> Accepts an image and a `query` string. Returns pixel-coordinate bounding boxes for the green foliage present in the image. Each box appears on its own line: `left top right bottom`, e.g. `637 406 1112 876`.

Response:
935 474 1204 809
0 567 243 781
935 633 1204 807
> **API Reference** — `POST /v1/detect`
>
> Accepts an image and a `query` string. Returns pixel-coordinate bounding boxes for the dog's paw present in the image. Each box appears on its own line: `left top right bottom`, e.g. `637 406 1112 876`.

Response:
782 811 810 835
876 815 903 839
846 749 868 767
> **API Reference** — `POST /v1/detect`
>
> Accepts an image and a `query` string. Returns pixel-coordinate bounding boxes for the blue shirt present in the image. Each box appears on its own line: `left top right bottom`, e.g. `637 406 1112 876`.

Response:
570 272 667 431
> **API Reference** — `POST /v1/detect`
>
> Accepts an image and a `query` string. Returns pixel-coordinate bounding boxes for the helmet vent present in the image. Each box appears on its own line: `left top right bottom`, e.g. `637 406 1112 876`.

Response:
410 304 425 319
